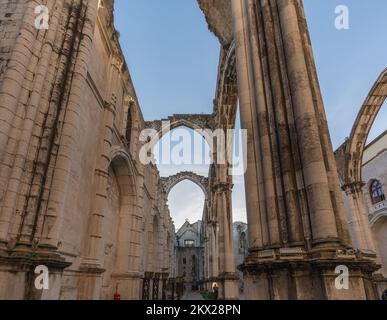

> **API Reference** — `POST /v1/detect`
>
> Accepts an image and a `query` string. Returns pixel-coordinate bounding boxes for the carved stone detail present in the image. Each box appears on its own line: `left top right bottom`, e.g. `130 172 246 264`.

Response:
145 114 215 134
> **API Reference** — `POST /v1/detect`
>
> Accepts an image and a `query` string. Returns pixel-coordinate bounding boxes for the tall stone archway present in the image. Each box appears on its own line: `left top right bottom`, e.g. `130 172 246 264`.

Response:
341 68 387 186
79 149 139 300
205 42 239 299
335 68 387 253
109 0 241 300
144 114 216 153
161 172 209 200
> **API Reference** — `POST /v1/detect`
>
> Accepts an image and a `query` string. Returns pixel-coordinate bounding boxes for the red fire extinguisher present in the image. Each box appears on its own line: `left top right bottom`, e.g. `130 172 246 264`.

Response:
114 284 121 300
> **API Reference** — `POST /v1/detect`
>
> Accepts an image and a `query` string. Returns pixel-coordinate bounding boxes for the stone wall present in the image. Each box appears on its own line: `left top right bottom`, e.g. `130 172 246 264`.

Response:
0 1 174 300
0 0 28 84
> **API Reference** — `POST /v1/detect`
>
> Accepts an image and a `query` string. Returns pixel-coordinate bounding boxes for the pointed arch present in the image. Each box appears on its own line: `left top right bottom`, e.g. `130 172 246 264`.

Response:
145 114 215 150
109 147 138 207
340 68 387 186
161 171 209 200
98 146 139 298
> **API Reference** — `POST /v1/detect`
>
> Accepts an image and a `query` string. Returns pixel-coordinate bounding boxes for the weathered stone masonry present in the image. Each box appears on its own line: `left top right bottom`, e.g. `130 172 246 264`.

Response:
0 0 175 300
199 0 380 299
0 0 384 300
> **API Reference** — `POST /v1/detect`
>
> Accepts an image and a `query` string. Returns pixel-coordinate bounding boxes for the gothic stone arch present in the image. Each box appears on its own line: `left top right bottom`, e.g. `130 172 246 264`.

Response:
338 68 387 187
79 147 139 299
215 42 238 130
145 114 215 148
161 171 209 200
334 69 387 258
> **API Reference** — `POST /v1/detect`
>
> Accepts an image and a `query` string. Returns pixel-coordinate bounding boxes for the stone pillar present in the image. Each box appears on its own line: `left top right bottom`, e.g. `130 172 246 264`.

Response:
0 0 64 242
78 51 122 299
277 0 343 243
208 220 219 287
0 1 45 158
37 0 100 248
343 182 376 254
229 0 266 253
203 221 210 289
214 174 239 299
231 0 378 299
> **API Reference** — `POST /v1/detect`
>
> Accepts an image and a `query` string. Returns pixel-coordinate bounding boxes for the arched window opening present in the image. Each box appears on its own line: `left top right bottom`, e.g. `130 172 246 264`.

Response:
154 126 211 177
168 180 205 229
370 179 385 204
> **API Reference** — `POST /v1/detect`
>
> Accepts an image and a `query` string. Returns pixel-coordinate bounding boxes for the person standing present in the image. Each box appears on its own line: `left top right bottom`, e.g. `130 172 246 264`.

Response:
212 283 219 300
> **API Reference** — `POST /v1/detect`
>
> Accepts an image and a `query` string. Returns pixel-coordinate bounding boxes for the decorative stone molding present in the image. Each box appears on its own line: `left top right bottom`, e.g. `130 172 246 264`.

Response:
369 210 387 227
335 68 387 187
214 43 238 122
212 182 233 193
279 247 305 260
145 113 215 135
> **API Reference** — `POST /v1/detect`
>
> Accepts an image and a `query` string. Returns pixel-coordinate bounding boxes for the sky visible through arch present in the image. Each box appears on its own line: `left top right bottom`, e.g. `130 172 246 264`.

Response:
114 0 387 229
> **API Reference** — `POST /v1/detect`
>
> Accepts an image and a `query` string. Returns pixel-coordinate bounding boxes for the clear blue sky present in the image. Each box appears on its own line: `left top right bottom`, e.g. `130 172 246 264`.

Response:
114 0 219 120
114 1 387 228
302 0 387 146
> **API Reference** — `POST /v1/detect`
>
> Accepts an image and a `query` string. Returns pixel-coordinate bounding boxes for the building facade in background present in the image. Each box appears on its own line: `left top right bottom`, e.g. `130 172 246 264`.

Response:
175 220 205 291
339 131 387 297
175 220 249 293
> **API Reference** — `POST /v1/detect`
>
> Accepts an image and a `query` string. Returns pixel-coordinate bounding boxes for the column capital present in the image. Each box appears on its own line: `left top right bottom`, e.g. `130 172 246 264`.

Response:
213 182 233 193
342 181 366 194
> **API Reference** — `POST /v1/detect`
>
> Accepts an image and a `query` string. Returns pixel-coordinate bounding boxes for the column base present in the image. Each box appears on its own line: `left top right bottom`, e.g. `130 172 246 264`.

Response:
373 273 387 300
0 244 71 300
242 248 379 300
218 272 240 300
77 262 105 300
110 272 143 300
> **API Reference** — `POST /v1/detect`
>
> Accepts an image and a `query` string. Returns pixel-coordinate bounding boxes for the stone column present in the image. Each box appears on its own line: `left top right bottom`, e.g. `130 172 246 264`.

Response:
0 0 64 242
276 0 341 244
343 182 376 254
213 159 239 299
0 0 98 300
203 219 210 289
0 1 43 158
77 52 121 299
229 1 266 253
38 0 100 248
208 220 219 285
231 0 378 299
